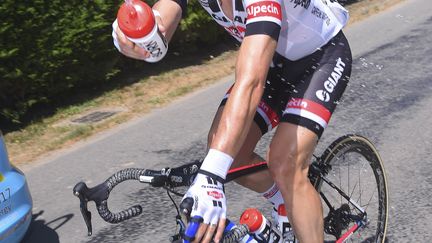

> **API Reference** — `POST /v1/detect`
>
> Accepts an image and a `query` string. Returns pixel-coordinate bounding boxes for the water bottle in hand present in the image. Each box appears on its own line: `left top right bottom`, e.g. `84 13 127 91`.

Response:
114 0 168 62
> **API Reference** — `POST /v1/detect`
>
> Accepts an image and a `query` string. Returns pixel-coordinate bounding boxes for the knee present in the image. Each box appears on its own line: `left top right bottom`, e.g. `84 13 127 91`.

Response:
267 143 311 186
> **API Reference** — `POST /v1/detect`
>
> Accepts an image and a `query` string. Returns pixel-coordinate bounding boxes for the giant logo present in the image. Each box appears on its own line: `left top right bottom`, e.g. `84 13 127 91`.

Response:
316 57 346 102
316 90 330 103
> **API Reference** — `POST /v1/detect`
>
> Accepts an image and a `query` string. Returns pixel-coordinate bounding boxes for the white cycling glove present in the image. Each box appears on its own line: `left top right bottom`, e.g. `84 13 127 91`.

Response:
183 173 227 225
182 149 233 226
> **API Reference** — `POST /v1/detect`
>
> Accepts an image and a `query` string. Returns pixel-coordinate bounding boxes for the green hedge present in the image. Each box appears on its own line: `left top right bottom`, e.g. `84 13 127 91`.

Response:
0 0 226 129
1 0 118 125
0 0 359 129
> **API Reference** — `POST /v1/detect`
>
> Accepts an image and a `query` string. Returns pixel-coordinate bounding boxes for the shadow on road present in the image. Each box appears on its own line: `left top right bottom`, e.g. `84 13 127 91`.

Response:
21 210 73 243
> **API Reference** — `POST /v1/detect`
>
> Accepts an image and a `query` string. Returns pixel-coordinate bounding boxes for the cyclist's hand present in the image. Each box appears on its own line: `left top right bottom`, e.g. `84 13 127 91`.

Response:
112 15 166 60
181 173 226 243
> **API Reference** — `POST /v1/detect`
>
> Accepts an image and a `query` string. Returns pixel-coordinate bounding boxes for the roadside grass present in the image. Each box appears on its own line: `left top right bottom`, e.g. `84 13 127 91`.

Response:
5 0 405 166
5 50 236 165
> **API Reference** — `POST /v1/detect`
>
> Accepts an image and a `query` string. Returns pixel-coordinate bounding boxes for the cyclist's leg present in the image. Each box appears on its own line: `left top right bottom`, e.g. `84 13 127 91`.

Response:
268 124 322 242
207 106 273 193
267 31 352 242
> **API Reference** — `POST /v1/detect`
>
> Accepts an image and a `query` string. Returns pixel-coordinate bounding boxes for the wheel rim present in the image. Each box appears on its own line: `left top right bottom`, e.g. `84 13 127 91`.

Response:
318 136 388 243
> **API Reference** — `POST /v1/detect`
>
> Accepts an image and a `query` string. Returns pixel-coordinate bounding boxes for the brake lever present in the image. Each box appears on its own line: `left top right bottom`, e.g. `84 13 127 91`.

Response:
73 181 109 236
73 182 93 236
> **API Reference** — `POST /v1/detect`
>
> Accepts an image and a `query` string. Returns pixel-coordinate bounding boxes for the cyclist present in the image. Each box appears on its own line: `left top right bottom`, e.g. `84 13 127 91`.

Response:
113 0 352 242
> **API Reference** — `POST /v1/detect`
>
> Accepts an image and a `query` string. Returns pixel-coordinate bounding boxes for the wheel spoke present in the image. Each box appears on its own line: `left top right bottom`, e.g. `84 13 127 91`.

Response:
317 135 388 243
363 189 376 212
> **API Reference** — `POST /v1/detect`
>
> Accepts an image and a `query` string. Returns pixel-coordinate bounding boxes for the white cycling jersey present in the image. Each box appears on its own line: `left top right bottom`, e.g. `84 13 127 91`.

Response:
198 0 349 60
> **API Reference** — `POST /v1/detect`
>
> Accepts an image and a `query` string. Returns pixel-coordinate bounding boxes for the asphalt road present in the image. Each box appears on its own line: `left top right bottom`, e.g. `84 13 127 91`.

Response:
21 0 432 242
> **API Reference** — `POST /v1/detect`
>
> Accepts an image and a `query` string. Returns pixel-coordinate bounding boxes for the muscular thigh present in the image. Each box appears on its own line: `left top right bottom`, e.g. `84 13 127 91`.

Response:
280 31 352 138
214 32 351 167
221 32 352 141
268 123 318 174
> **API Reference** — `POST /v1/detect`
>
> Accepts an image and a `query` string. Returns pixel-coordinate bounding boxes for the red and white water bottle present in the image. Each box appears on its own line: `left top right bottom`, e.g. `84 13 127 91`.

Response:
240 208 282 243
114 0 168 62
277 205 296 243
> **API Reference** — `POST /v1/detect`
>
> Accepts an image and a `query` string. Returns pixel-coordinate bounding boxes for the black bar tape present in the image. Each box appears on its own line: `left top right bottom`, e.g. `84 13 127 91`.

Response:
95 168 147 224
96 200 143 224
105 168 147 192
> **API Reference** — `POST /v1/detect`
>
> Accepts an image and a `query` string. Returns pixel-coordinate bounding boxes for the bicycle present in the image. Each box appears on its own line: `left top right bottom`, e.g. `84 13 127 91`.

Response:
73 134 388 242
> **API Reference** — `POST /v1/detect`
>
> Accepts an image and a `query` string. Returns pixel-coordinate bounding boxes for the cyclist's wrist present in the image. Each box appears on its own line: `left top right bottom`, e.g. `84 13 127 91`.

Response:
199 149 234 181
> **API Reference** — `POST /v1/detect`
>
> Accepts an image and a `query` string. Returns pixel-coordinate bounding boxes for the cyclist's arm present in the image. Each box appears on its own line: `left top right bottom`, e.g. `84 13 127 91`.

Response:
208 0 282 158
210 34 277 157
182 0 282 241
152 0 183 42
204 34 277 243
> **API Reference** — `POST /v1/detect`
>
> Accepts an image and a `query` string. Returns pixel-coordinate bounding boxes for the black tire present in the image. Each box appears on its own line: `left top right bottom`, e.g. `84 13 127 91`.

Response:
316 134 388 243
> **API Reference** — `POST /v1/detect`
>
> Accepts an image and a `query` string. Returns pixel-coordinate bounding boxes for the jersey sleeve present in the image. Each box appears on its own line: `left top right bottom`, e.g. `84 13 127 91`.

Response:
244 0 282 40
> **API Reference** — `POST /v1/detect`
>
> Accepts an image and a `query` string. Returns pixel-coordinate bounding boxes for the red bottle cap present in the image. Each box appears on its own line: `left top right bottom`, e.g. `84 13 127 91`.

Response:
240 208 263 232
278 204 287 216
117 0 155 38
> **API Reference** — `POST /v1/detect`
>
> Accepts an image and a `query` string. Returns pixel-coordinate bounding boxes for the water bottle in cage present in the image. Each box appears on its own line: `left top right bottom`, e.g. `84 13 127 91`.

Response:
240 208 283 243
276 205 296 243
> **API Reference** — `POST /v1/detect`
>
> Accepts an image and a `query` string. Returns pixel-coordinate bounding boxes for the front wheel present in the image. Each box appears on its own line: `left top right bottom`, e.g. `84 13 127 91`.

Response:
315 135 389 242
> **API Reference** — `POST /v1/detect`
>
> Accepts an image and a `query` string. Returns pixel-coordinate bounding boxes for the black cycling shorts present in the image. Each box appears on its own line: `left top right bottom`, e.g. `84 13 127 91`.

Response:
220 31 352 138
